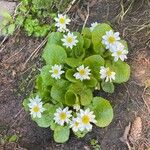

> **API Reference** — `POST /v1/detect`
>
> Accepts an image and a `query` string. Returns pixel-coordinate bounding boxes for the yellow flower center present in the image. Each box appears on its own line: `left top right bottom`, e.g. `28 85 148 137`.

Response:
106 69 112 77
59 18 65 24
82 115 90 124
60 112 67 120
79 69 86 76
108 36 116 43
117 51 122 55
67 37 73 43
53 69 59 75
33 106 40 113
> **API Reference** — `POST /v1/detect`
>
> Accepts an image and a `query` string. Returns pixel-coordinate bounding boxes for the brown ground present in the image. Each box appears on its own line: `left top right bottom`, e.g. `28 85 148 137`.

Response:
0 0 150 150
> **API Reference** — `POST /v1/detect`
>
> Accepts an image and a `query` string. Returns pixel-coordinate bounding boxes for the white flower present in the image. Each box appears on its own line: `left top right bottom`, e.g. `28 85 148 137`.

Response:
28 96 45 118
49 64 64 79
57 26 69 33
73 104 80 111
70 118 80 132
74 65 91 81
61 32 78 49
77 108 96 132
54 107 72 126
90 22 98 31
100 66 116 82
111 42 128 62
54 14 71 28
102 30 120 50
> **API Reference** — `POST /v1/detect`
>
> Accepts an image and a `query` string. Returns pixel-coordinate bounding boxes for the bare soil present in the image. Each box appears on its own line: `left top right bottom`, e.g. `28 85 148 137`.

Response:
0 0 150 150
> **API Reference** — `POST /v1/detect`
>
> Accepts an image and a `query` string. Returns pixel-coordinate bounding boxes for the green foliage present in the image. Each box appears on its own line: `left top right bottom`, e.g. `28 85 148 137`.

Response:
92 23 112 53
42 44 67 65
33 104 57 127
23 23 131 143
90 139 101 150
101 81 114 93
1 0 71 37
91 97 113 127
54 126 70 143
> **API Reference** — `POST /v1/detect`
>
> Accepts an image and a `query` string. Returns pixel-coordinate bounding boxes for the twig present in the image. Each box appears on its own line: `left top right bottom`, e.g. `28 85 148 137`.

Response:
31 38 47 60
65 0 77 13
82 2 90 30
24 37 47 67
0 36 8 48
4 45 25 62
120 122 132 150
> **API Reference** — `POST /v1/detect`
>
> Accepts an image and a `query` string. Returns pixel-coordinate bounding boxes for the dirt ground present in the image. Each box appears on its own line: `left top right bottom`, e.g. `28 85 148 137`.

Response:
0 0 150 150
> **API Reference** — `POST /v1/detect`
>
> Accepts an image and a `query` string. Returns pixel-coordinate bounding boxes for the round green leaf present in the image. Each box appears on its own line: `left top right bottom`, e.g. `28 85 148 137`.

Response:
65 69 77 83
101 81 114 93
42 44 67 65
65 90 77 106
65 58 82 68
84 55 105 79
83 76 98 88
51 79 70 103
92 97 113 127
40 65 55 86
47 32 63 45
92 23 112 53
107 61 130 83
54 126 70 143
80 88 93 106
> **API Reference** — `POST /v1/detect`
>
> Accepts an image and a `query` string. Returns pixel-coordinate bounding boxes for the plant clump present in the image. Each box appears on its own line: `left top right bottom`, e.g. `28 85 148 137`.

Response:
23 14 130 143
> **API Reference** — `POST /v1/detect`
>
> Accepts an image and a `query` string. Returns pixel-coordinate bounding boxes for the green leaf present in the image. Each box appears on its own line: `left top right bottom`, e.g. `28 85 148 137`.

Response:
35 75 50 100
80 88 93 106
84 55 105 79
106 61 130 83
92 23 112 53
72 32 85 58
65 58 82 68
74 48 85 59
73 32 84 50
42 44 67 65
40 65 55 86
83 38 91 49
54 126 70 143
101 81 114 93
51 80 70 104
92 97 113 127
47 32 63 45
69 83 92 106
65 69 77 83
74 130 88 138
83 76 98 88
8 135 19 142
7 24 15 35
33 104 56 128
82 27 92 39
23 98 30 111
65 90 77 106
